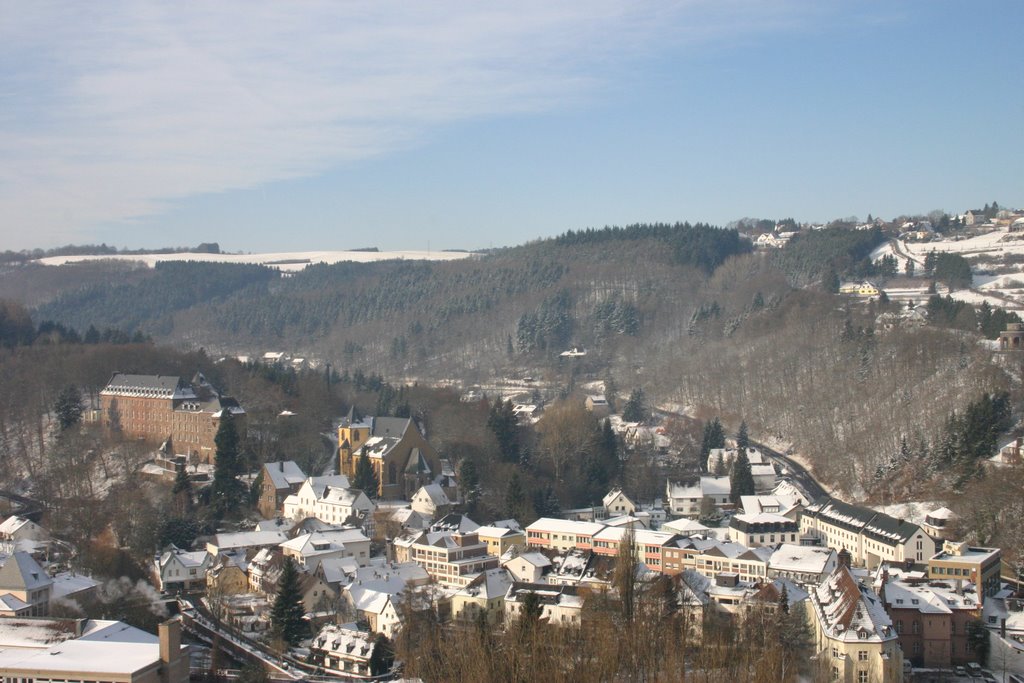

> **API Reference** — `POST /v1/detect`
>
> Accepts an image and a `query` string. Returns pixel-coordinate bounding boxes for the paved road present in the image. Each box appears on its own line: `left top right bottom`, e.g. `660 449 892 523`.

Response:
750 440 827 502
652 406 828 502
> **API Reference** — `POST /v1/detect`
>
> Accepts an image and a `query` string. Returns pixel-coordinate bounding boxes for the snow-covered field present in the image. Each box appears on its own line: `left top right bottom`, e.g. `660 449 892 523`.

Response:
892 227 1024 312
36 249 475 271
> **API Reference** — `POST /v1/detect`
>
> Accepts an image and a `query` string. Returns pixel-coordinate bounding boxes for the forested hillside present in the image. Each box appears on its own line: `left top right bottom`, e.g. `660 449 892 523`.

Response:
2 222 1021 498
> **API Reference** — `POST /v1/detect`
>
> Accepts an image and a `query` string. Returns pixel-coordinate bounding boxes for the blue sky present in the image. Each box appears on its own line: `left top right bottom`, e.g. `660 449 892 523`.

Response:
1 1 1021 253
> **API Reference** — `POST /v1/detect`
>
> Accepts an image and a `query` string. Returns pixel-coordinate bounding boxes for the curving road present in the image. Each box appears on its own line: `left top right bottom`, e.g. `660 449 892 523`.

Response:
749 440 827 502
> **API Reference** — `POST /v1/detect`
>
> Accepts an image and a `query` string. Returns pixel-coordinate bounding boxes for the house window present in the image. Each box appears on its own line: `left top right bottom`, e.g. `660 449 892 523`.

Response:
858 672 868 683
858 650 868 661
912 621 919 634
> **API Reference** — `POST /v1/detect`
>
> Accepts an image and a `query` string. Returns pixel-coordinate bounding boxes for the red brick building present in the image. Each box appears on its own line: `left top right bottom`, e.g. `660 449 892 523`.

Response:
100 372 245 464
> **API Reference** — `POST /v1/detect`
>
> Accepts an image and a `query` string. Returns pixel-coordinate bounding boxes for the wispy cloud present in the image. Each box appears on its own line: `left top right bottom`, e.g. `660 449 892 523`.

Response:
0 1 817 248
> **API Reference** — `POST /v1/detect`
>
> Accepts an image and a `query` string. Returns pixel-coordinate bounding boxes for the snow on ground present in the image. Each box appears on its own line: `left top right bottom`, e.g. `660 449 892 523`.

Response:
36 249 475 271
871 241 912 270
902 227 1021 257
889 227 1024 312
869 501 939 526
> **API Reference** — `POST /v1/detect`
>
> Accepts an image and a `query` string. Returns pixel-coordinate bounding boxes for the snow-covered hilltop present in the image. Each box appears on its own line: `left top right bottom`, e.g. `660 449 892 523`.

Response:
35 249 475 272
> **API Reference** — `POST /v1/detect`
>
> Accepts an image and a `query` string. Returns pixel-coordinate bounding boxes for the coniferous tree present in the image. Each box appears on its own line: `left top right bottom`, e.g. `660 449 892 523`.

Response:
212 410 245 517
700 418 726 468
622 388 646 423
353 451 379 499
459 458 480 513
487 399 519 461
271 556 306 646
730 448 755 504
171 467 193 516
505 471 528 521
736 421 749 453
54 385 84 431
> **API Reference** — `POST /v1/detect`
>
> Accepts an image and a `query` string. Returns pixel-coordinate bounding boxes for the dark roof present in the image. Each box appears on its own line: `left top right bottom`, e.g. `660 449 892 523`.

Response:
405 448 431 474
806 497 920 544
369 417 413 439
103 373 183 393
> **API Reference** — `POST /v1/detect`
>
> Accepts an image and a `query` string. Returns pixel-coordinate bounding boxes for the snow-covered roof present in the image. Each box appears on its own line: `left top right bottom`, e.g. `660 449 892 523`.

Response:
476 525 524 539
282 528 369 556
882 578 979 614
457 568 512 601
526 518 605 536
591 526 677 547
157 546 209 571
49 572 100 602
264 460 306 489
739 495 801 516
312 623 376 660
811 566 896 643
0 516 36 537
925 506 956 521
768 544 836 575
505 551 552 569
661 518 711 535
700 476 731 496
207 530 289 552
0 618 170 674
414 483 450 507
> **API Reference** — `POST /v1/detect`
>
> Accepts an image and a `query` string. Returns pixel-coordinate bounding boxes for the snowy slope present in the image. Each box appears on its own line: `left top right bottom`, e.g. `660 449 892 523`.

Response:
36 249 474 271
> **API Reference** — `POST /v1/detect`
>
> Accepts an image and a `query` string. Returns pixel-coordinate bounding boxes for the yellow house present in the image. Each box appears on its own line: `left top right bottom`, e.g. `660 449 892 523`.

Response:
809 565 903 683
839 281 881 297
206 554 249 595
475 525 527 557
338 411 441 500
452 568 513 625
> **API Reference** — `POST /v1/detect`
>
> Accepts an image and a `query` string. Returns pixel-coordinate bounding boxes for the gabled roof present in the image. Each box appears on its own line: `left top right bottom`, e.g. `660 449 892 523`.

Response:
405 448 432 475
458 568 513 601
812 565 895 643
264 461 306 490
414 483 449 507
505 551 552 570
0 552 52 592
432 514 479 534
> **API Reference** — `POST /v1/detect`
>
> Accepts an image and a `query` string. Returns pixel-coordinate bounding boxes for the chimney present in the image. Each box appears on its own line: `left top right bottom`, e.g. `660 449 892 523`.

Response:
838 548 852 570
159 619 180 664
279 461 284 472
158 618 189 683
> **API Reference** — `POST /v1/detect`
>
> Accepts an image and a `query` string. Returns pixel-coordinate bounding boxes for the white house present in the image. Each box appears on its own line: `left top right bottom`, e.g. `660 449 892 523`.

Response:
154 545 211 593
283 480 375 535
309 623 379 677
666 476 732 518
504 582 583 627
767 544 838 586
502 551 553 583
602 488 636 516
280 528 371 570
0 516 48 544
410 483 451 521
